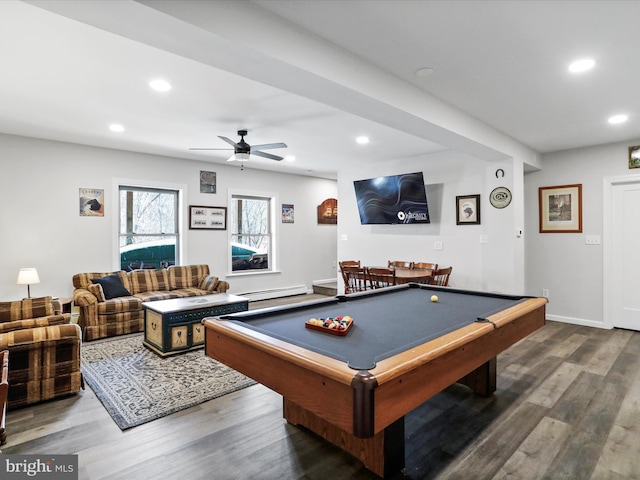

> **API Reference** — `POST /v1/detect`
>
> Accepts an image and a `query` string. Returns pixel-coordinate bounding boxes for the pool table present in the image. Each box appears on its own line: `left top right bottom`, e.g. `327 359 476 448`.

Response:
203 284 546 478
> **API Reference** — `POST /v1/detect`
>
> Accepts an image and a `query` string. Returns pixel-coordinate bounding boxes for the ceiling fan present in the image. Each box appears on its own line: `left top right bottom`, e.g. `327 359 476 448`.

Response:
190 129 287 162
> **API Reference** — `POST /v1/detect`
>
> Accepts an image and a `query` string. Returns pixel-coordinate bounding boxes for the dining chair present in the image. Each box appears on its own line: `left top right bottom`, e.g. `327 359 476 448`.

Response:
432 266 453 286
412 262 438 271
366 267 397 289
388 260 411 269
339 260 361 268
340 265 367 294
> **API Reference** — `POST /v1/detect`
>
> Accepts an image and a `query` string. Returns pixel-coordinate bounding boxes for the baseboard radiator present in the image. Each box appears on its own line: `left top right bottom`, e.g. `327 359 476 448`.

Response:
239 285 310 302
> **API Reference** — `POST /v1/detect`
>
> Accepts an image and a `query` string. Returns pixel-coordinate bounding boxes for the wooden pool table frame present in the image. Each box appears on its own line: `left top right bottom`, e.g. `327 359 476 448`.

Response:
203 288 546 478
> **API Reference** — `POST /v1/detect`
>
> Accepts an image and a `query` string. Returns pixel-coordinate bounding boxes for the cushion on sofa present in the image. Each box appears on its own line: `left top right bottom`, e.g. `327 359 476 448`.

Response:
92 274 131 300
128 269 170 295
168 264 209 290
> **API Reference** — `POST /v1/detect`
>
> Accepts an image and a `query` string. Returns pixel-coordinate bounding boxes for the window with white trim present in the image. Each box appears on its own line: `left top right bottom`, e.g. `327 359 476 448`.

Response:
230 193 274 272
119 186 179 270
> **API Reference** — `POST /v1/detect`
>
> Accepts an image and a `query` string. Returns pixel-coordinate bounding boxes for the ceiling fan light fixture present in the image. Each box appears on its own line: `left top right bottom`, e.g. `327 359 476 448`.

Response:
229 152 250 162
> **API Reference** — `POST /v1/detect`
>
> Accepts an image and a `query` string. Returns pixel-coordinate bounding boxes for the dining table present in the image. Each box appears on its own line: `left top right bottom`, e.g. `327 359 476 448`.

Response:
367 266 434 285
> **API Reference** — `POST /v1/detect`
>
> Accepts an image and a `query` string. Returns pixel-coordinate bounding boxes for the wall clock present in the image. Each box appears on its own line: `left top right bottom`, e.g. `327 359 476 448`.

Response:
490 186 512 209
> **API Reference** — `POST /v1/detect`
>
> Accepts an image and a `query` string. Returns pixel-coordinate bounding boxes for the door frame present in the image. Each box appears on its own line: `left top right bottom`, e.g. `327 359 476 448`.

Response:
603 173 640 329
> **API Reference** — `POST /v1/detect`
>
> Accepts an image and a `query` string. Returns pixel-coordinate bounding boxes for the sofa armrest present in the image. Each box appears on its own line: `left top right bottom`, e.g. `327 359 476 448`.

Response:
73 288 98 307
0 314 71 334
73 288 100 337
199 275 229 293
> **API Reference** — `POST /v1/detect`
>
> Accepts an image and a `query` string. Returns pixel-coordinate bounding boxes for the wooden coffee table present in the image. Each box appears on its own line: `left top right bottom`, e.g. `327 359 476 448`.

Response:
143 294 248 356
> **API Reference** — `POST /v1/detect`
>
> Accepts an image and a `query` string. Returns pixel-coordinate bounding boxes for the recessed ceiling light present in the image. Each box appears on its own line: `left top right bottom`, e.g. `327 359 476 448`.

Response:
284 156 296 162
149 79 172 92
356 136 370 144
415 67 434 77
608 114 628 124
109 124 125 132
568 58 595 73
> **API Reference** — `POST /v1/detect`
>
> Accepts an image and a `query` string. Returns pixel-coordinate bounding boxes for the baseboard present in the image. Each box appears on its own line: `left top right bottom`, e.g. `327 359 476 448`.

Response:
312 277 337 286
546 314 609 329
238 285 311 302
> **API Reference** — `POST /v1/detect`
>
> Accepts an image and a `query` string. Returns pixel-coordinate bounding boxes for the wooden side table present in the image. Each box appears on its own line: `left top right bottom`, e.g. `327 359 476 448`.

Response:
0 350 8 446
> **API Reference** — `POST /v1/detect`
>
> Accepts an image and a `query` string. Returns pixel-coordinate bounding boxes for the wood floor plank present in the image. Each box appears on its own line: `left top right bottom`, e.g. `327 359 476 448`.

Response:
543 379 627 480
527 361 584 408
493 416 572 480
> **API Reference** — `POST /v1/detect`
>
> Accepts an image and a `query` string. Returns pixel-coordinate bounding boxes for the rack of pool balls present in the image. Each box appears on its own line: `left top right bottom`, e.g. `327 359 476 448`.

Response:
305 315 353 336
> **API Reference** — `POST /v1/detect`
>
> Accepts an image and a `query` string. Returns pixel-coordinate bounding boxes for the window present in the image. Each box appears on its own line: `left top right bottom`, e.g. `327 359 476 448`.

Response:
119 186 179 270
230 193 275 272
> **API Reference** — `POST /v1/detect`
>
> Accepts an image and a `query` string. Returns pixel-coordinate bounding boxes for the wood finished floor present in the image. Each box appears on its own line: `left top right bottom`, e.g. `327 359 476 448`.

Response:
3 295 640 479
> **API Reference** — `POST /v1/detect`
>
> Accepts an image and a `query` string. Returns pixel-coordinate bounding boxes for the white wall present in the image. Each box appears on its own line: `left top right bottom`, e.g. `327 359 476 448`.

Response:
524 138 640 328
337 150 523 295
0 133 337 300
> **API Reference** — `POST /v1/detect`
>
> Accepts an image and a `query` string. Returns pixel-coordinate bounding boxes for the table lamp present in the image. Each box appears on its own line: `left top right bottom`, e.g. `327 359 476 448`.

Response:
17 268 40 298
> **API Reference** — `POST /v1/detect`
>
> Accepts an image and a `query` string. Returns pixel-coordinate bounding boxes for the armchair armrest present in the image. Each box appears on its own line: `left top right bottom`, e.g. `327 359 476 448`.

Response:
0 314 71 334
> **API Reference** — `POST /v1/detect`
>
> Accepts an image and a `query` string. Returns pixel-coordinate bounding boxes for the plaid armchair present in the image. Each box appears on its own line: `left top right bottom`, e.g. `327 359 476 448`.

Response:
0 296 82 409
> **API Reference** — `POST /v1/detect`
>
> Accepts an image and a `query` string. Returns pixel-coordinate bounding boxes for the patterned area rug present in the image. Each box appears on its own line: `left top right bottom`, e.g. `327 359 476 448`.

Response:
81 335 256 430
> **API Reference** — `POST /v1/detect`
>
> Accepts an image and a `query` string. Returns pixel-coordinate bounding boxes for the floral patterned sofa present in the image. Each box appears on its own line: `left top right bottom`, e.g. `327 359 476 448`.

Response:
72 264 230 341
0 296 82 409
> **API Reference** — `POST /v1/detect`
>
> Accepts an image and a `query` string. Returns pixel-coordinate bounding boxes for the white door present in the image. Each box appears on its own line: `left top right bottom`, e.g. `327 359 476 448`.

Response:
610 181 640 330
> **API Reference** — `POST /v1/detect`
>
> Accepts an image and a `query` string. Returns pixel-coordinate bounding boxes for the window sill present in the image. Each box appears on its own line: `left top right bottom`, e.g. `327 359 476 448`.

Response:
227 269 281 277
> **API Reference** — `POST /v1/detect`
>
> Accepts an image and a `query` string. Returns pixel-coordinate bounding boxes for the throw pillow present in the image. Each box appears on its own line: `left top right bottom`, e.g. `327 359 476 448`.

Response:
91 274 131 300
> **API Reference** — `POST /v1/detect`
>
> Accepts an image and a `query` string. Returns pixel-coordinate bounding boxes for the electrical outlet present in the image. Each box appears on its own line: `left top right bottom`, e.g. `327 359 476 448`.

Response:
542 289 549 299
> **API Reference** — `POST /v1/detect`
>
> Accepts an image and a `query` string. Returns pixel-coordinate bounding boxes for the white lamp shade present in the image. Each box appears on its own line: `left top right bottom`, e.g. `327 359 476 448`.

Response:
17 268 40 285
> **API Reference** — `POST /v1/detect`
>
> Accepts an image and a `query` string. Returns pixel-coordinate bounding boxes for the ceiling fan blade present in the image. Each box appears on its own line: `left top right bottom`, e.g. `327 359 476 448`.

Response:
189 148 233 151
250 142 287 151
251 150 284 161
218 135 239 148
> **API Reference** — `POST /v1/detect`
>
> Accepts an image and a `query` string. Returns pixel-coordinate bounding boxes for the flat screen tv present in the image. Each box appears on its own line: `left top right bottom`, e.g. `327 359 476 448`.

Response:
353 172 430 224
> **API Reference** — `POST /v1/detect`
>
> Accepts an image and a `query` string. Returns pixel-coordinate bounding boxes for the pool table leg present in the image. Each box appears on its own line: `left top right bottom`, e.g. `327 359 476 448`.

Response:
457 357 497 397
283 398 404 478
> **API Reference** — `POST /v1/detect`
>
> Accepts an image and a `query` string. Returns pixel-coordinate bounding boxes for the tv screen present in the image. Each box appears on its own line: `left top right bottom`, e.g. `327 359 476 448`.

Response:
353 172 430 224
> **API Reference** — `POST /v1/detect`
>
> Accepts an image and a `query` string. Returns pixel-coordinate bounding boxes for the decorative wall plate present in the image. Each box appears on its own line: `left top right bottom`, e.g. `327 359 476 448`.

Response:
490 186 512 209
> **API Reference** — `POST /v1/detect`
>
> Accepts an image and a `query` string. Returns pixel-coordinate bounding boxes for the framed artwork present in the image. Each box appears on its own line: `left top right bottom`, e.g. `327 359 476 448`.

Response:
282 204 294 223
538 184 582 233
189 205 226 230
317 198 337 224
79 188 104 216
629 145 640 169
200 171 217 193
456 194 480 225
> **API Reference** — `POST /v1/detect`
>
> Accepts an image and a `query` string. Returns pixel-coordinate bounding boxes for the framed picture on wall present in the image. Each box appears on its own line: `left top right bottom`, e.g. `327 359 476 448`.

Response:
538 184 582 233
629 145 640 169
456 194 480 225
282 204 294 223
79 188 104 217
189 205 226 230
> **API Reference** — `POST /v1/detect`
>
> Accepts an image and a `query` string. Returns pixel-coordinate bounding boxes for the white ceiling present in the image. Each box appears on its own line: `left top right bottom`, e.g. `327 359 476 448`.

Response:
2 1 639 179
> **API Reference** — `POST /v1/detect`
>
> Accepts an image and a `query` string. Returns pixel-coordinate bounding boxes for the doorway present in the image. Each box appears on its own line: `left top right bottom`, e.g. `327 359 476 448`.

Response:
604 174 640 330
